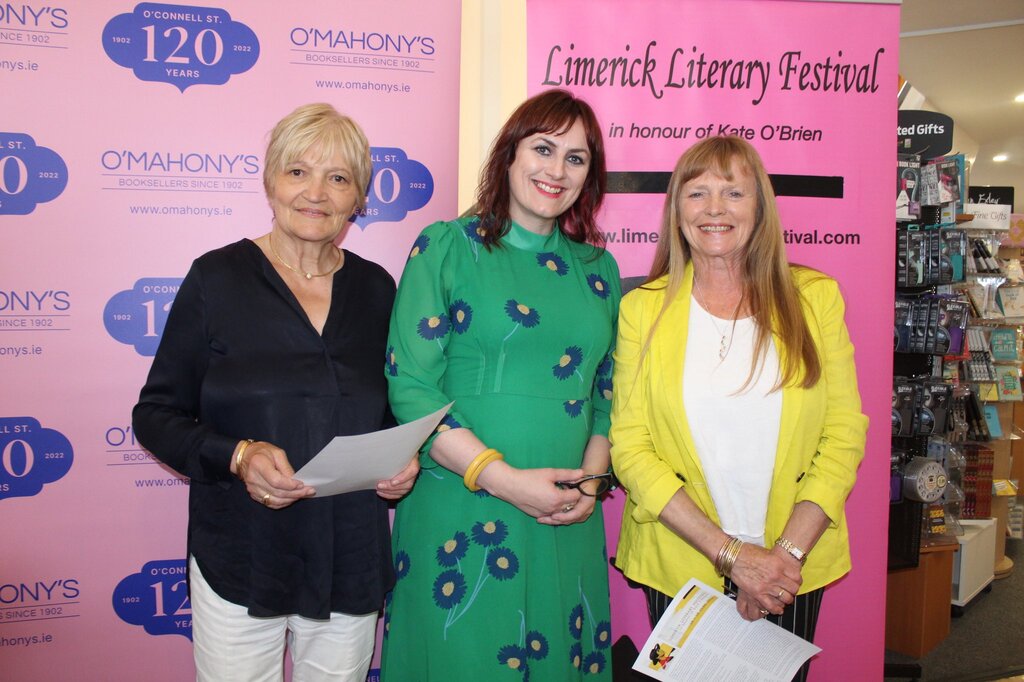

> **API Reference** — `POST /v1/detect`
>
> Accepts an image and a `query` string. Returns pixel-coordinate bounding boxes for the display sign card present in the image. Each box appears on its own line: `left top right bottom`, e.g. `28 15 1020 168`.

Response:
964 204 1012 231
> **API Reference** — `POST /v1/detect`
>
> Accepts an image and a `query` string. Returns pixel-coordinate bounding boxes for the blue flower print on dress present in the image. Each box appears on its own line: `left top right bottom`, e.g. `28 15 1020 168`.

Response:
417 313 450 340
569 642 583 670
536 251 569 276
433 569 467 610
505 300 540 328
486 546 520 581
436 531 470 567
596 352 612 377
461 219 485 261
552 345 584 381
437 518 516 639
393 548 409 577
497 645 530 675
593 621 612 650
472 519 509 546
408 234 429 260
569 604 584 639
464 219 485 243
574 577 604 671
394 550 410 580
597 378 613 402
449 299 473 334
583 651 607 675
385 345 398 376
383 594 392 638
436 414 462 435
524 630 549 660
564 399 585 418
587 273 611 299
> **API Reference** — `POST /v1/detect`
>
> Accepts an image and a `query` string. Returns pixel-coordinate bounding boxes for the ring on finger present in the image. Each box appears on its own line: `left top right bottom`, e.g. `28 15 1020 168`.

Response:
262 492 271 506
562 504 575 513
778 588 786 600
759 608 769 616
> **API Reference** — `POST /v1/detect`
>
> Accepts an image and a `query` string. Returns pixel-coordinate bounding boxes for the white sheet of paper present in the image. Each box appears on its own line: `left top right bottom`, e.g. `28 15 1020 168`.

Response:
294 403 452 497
633 578 821 681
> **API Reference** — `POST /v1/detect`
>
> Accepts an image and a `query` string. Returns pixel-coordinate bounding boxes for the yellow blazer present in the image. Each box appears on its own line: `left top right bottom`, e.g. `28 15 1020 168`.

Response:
610 264 868 597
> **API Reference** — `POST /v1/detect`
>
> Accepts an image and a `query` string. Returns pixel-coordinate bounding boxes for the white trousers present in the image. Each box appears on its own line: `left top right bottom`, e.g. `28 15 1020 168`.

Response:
189 557 378 682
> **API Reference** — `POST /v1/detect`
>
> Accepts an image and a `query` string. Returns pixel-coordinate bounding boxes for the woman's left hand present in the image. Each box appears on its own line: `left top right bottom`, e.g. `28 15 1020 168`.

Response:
376 456 420 500
537 489 597 526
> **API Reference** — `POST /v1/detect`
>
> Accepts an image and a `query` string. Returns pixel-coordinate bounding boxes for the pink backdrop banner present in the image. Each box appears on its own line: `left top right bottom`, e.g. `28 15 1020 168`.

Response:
1 2 460 680
527 1 897 679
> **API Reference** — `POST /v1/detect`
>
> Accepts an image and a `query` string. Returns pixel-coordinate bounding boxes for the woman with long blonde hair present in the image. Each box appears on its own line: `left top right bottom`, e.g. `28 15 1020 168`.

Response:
610 136 867 681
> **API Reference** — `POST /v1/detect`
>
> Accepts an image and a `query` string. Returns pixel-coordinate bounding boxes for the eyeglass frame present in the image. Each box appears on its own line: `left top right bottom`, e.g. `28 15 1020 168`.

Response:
554 472 618 497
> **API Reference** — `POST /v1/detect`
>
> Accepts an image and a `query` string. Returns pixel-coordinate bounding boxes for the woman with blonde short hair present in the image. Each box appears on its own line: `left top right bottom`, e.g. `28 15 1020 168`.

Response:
134 103 418 682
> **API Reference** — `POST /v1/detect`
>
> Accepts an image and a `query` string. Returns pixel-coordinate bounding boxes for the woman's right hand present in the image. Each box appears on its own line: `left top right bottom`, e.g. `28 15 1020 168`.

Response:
234 441 316 510
478 461 584 521
728 543 802 616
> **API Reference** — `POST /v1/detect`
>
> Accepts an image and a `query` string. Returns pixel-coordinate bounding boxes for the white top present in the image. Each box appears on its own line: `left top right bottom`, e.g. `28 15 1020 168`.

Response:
683 296 783 547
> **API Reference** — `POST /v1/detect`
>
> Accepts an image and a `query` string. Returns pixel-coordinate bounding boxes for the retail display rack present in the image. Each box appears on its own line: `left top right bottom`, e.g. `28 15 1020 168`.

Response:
886 152 1021 660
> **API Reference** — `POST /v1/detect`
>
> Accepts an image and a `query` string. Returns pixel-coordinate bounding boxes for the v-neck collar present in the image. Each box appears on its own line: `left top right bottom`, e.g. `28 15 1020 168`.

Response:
246 238 345 339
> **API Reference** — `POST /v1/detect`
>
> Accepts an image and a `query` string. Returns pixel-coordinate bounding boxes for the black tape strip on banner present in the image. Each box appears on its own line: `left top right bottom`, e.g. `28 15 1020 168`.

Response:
606 172 844 199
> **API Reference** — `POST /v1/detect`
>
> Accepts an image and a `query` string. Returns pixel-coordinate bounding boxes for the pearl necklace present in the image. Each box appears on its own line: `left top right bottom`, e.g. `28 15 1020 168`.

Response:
269 233 340 280
692 276 739 361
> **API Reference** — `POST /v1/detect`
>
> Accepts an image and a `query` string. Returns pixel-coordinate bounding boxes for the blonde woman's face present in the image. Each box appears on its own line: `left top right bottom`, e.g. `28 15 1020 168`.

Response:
677 160 757 268
269 146 359 245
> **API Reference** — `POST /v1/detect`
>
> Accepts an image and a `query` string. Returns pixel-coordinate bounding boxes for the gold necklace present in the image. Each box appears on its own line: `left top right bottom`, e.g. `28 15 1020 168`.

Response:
692 276 739 360
268 233 340 280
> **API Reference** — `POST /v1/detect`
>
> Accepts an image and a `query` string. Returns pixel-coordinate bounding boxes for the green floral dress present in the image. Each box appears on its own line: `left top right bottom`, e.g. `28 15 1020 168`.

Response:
381 217 620 681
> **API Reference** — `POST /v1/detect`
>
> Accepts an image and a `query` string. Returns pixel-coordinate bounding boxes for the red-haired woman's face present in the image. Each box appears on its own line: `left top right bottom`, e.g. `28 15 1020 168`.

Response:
507 118 590 235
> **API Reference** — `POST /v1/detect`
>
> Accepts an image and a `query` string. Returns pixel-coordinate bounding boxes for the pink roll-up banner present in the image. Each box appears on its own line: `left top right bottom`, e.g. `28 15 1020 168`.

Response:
527 1 897 679
1 2 460 680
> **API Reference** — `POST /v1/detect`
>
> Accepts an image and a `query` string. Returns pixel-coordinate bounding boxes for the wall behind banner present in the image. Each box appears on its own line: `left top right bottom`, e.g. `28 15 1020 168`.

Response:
0 2 460 680
522 1 895 680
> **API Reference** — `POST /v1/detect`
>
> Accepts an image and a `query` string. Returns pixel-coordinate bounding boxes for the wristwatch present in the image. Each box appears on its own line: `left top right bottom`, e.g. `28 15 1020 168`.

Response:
774 537 808 565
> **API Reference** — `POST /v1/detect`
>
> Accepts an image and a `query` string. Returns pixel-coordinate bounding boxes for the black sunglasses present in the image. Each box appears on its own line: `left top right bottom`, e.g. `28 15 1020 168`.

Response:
555 472 618 497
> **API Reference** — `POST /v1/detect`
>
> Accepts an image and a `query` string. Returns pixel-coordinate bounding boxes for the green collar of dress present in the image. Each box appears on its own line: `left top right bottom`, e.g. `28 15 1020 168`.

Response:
503 220 562 253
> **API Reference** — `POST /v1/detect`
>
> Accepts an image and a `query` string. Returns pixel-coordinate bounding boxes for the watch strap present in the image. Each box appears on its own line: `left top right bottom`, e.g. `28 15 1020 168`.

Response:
775 536 808 565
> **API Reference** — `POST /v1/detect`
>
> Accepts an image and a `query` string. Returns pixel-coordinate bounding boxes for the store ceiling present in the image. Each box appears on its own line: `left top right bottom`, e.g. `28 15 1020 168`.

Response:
899 0 1024 205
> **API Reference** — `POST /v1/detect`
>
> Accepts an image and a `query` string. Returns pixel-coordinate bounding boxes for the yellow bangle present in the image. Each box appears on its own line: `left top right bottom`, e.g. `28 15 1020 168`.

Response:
463 448 503 491
234 439 255 479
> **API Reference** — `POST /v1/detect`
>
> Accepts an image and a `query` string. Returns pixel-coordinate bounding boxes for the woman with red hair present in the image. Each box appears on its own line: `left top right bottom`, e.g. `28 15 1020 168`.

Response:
382 89 620 681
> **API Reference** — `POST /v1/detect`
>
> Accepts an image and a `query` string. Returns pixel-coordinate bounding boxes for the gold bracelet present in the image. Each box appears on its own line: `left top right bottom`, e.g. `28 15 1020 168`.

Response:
720 539 744 578
234 439 255 479
463 448 503 491
713 537 732 576
713 536 733 576
714 536 744 578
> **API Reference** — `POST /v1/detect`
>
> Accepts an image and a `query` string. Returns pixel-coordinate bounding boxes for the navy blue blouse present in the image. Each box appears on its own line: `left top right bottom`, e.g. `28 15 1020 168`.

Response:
133 239 396 618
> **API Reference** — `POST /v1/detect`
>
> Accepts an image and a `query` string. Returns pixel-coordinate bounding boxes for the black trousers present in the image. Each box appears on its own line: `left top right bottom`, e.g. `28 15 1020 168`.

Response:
642 579 824 682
